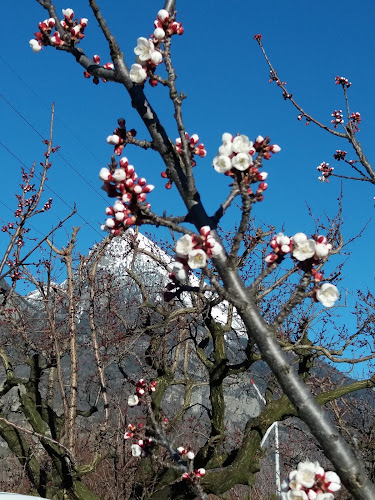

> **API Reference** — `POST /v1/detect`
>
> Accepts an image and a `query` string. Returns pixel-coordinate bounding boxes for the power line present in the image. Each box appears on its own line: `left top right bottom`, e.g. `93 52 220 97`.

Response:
0 92 109 205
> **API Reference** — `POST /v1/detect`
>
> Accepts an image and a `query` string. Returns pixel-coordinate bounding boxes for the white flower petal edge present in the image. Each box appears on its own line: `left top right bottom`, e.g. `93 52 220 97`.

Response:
130 63 147 84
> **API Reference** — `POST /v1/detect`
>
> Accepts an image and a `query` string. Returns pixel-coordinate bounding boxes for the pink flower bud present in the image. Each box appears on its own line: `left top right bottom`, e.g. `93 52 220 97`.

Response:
199 226 211 237
105 218 115 229
195 468 206 477
258 171 268 181
107 135 121 145
113 200 124 212
270 144 281 153
133 185 143 194
125 216 136 226
265 253 277 264
122 193 132 203
115 212 126 222
80 18 88 27
99 168 111 181
182 472 190 480
126 164 135 176
142 184 154 193
93 54 100 64
154 27 165 40
71 25 81 37
105 207 114 216
316 235 327 244
112 170 126 182
125 178 134 188
137 193 147 203
255 135 264 144
137 177 147 186
157 9 169 22
62 8 74 20
187 451 195 460
190 134 199 145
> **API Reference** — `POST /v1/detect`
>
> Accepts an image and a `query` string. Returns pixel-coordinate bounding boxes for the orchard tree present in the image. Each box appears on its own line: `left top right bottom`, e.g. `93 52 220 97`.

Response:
0 0 373 499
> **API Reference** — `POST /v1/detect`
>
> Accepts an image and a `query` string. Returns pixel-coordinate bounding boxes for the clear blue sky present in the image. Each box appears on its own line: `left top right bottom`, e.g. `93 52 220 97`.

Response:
1 1 374 373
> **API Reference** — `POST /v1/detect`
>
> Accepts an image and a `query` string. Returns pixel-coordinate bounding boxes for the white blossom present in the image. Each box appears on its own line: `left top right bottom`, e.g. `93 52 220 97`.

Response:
232 134 253 154
128 394 139 407
188 249 207 269
295 462 317 488
292 233 316 261
175 234 194 257
29 39 42 53
131 444 142 457
134 37 155 61
213 155 232 173
130 64 147 84
231 152 253 171
316 283 339 308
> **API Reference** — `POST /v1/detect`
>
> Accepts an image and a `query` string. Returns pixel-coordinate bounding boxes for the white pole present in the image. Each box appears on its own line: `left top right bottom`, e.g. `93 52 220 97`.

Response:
251 379 281 498
275 422 281 496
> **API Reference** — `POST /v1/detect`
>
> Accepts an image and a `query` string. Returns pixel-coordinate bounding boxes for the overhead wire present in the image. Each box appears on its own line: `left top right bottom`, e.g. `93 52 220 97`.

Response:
0 139 103 238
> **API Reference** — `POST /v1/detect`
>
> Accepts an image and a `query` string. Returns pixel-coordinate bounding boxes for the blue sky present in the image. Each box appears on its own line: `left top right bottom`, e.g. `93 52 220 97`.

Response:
1 1 374 373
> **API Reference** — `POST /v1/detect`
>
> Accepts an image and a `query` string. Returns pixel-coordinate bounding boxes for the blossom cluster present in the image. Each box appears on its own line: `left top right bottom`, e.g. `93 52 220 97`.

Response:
175 133 207 164
29 8 88 52
178 445 206 481
164 227 223 302
281 461 341 500
182 468 206 481
265 233 332 265
265 233 339 307
212 133 280 201
127 379 157 408
99 156 154 234
297 114 311 126
172 227 222 278
333 150 347 161
349 112 361 133
124 422 155 458
160 133 206 189
317 162 334 183
331 110 343 128
129 9 183 86
335 75 351 89
83 54 114 85
106 118 137 156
